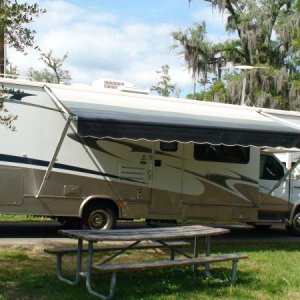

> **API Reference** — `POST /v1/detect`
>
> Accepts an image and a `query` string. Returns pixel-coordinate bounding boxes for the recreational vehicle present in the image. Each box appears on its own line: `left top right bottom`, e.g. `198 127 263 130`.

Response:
2 78 300 234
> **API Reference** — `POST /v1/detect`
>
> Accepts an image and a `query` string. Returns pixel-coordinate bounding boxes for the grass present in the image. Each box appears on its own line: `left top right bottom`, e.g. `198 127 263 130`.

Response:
0 241 299 299
0 214 52 222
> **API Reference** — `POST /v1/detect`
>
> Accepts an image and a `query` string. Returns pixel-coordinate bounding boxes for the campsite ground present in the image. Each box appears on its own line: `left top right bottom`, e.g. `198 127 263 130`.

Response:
0 220 300 299
0 220 298 244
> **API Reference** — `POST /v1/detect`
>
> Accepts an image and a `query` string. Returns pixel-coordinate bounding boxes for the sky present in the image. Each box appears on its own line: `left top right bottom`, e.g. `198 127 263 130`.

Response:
9 0 229 96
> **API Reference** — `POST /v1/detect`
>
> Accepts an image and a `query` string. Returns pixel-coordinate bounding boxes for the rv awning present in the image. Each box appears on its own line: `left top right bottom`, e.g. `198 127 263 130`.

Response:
49 85 300 148
74 108 300 148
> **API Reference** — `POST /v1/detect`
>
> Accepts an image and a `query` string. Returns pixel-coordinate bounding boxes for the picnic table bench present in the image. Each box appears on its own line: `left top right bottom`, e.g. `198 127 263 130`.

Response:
44 225 248 299
44 240 191 258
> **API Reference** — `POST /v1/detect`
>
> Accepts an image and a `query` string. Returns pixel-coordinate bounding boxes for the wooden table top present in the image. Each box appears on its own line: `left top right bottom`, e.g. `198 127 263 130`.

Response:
59 225 230 242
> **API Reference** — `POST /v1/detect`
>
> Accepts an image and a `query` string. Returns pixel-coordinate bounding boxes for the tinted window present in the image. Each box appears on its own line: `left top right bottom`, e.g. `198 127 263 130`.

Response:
194 144 250 164
260 155 284 180
160 142 178 152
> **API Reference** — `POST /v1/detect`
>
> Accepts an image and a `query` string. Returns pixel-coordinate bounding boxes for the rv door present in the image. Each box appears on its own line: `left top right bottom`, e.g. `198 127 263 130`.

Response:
150 141 183 216
259 153 290 211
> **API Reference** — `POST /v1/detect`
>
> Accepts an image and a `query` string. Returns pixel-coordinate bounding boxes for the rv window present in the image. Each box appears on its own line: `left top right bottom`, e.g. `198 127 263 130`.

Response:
194 144 250 164
260 155 284 180
160 142 178 152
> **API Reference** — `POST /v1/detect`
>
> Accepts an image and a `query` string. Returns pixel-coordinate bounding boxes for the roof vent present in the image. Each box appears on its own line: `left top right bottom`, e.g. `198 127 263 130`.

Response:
119 86 150 95
93 78 133 90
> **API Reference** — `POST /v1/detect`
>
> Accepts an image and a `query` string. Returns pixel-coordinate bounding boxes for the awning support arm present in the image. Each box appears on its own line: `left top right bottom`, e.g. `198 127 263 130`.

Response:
261 156 300 202
36 115 73 198
259 111 300 131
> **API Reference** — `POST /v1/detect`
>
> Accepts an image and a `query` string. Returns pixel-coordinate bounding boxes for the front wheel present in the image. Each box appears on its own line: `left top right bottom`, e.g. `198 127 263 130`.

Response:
83 204 116 230
286 212 300 236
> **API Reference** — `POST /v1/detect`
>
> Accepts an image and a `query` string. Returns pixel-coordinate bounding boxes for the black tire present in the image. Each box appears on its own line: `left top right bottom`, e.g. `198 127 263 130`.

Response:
83 204 116 230
286 212 300 236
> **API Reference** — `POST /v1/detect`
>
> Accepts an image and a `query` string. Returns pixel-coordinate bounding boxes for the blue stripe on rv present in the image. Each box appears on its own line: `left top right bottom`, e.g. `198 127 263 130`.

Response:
0 154 142 183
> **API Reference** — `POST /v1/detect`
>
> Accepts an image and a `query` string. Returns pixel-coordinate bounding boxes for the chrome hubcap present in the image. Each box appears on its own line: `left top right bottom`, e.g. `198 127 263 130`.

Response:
89 210 109 230
94 216 103 226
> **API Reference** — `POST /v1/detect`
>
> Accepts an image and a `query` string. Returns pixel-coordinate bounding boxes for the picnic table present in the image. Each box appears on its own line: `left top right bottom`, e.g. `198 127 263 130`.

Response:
45 225 247 299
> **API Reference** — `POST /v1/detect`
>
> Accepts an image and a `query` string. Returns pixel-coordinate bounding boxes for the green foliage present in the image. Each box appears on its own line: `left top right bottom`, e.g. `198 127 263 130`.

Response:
28 49 71 84
0 1 45 128
0 0 46 52
0 86 18 130
151 64 176 97
171 21 246 84
5 59 19 78
178 1 300 109
28 67 55 83
0 107 17 130
188 80 226 102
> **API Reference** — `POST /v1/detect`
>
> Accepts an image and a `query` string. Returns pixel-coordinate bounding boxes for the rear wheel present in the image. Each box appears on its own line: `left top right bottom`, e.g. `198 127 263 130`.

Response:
286 212 300 236
83 204 116 230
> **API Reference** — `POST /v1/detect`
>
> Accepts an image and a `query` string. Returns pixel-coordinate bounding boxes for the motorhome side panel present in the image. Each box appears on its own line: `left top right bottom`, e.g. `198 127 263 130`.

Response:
94 140 262 223
0 82 117 217
86 139 184 220
181 144 260 222
87 138 152 218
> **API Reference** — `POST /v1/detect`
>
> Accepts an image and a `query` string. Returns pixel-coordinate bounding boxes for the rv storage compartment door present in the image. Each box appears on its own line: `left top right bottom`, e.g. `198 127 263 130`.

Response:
0 167 24 205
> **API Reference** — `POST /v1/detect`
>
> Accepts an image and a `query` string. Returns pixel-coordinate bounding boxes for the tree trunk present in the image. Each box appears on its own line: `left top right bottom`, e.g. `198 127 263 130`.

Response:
0 0 4 75
0 36 4 75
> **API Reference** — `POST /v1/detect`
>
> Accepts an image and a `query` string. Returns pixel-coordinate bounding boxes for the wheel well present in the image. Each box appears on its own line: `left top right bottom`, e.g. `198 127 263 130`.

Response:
81 198 119 218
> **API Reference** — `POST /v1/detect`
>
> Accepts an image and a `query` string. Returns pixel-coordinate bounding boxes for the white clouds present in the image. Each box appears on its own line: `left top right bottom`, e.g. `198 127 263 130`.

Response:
7 1 224 96
43 1 83 25
192 6 228 34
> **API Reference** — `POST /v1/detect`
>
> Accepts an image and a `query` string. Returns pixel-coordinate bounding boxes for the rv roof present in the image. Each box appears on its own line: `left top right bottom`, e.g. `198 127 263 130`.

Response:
2 77 300 148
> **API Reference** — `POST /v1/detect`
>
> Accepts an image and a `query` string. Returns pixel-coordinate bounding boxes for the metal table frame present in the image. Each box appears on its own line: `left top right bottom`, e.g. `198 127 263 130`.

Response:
57 225 229 299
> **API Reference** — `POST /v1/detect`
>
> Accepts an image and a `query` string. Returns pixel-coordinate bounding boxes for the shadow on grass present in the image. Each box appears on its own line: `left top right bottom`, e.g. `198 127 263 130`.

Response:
0 256 255 300
89 267 255 300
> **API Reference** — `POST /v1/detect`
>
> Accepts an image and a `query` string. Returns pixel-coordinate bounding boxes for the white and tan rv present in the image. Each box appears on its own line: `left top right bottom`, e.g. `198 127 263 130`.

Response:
2 77 300 234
